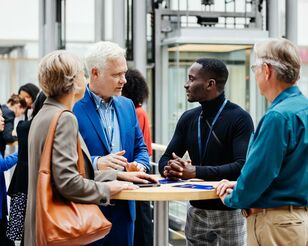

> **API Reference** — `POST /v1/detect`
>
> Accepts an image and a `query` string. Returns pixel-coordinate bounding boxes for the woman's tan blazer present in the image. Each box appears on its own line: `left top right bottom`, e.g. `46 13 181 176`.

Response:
24 98 117 246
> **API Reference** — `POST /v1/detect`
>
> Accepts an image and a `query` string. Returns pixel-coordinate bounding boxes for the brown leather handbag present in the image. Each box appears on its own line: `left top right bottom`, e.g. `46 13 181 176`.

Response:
36 110 112 246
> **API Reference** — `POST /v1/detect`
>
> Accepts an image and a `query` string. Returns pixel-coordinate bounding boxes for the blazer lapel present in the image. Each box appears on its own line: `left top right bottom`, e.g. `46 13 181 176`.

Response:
79 134 92 163
113 97 127 149
81 90 111 153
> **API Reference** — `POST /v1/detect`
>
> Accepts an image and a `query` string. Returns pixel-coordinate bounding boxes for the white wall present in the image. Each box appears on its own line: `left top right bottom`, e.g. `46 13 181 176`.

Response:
298 0 308 45
0 0 38 40
66 0 94 42
0 0 95 44
0 0 307 48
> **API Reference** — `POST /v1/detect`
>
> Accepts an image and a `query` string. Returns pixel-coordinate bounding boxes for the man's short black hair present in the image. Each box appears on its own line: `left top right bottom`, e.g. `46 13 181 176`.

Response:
195 58 229 92
123 69 149 107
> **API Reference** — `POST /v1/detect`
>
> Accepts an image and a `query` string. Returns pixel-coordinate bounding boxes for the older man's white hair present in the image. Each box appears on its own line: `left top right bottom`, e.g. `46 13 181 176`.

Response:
85 41 126 74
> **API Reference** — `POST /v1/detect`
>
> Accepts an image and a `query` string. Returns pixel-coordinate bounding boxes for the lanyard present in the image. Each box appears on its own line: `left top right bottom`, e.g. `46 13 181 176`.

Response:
197 99 228 162
99 108 115 151
87 86 115 152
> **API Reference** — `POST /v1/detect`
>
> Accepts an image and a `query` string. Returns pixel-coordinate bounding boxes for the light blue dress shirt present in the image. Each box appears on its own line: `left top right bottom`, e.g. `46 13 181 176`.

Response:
87 87 121 169
225 86 308 208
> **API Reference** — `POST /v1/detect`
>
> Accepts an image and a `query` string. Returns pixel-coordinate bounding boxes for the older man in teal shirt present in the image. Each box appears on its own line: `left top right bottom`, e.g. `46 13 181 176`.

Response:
217 38 308 246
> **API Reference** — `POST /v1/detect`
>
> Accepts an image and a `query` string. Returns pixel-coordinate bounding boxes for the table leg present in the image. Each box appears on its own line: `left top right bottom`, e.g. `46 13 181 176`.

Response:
153 201 169 246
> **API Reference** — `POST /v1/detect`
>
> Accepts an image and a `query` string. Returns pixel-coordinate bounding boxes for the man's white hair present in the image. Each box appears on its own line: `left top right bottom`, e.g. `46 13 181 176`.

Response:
254 38 301 83
85 41 126 74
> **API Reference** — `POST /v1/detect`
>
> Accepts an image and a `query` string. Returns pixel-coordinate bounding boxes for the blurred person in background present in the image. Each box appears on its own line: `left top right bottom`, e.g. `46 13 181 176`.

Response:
7 92 46 244
0 105 17 245
122 68 153 246
217 38 308 246
18 83 40 120
0 94 27 155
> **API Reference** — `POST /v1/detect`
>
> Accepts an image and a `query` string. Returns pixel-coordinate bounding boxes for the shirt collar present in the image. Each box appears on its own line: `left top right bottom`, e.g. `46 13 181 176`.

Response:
44 97 68 110
270 86 301 109
87 85 114 109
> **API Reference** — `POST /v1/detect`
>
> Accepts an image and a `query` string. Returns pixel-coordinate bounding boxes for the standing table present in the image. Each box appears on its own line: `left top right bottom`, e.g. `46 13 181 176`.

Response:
112 180 220 246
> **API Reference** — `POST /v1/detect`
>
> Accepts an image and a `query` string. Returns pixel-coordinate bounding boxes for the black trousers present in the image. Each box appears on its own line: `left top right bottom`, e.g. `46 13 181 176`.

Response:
134 201 153 246
0 213 15 246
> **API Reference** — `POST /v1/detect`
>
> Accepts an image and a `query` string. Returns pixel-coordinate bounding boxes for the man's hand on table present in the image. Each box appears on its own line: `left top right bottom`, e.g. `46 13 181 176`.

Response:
216 179 235 204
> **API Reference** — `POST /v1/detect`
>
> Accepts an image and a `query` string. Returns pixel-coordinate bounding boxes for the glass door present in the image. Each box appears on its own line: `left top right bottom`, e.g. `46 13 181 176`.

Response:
167 45 251 139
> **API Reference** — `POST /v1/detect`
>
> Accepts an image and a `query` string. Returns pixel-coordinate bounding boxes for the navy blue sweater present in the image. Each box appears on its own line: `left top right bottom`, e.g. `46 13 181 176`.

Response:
159 93 254 210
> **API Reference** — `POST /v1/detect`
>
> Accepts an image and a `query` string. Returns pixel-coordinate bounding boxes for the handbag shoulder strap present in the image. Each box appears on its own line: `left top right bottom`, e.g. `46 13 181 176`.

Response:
76 135 86 177
39 109 86 177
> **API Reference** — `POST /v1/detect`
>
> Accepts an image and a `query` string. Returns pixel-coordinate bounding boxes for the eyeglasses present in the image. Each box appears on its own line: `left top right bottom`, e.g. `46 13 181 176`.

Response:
251 58 287 73
250 64 263 73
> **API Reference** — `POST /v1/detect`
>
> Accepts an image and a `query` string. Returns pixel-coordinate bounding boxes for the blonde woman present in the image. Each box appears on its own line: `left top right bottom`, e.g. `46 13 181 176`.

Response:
24 50 156 245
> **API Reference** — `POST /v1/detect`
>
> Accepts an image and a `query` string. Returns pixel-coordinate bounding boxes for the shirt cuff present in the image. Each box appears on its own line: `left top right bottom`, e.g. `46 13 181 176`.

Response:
93 156 99 170
224 193 232 207
138 163 147 172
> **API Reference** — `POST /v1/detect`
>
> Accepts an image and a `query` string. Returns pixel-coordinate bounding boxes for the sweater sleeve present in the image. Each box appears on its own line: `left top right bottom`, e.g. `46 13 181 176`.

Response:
0 152 18 172
159 113 188 175
2 110 17 143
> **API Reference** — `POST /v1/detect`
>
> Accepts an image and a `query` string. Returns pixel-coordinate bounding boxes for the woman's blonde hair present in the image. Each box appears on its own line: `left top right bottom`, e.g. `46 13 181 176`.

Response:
254 38 301 84
38 50 84 97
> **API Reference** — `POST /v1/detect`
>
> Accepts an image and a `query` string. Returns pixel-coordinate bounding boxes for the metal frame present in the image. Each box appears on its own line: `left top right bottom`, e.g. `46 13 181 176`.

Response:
39 0 65 57
153 3 270 243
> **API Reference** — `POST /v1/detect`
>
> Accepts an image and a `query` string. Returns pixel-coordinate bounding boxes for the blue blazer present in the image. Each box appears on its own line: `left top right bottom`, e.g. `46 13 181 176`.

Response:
73 88 150 220
0 152 17 219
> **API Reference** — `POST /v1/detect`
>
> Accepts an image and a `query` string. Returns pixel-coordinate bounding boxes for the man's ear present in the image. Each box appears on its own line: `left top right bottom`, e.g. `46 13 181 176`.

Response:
91 67 99 78
264 64 272 81
207 79 216 90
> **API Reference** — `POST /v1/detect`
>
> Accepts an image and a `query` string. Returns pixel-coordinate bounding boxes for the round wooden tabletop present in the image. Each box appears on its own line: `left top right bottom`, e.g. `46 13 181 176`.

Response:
112 180 220 201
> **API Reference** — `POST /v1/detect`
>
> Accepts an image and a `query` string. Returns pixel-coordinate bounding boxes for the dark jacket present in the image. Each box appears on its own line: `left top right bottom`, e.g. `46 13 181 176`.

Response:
8 120 31 196
1 104 17 144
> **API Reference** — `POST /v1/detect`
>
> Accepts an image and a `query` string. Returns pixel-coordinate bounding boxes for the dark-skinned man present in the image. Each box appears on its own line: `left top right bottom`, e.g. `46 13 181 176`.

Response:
159 58 254 246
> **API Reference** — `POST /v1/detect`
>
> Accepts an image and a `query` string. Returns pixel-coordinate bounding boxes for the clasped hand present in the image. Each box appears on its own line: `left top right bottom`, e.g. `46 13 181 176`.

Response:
163 152 196 180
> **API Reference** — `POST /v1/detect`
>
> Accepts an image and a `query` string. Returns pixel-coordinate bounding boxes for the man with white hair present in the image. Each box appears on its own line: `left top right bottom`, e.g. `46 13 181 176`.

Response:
217 38 308 245
74 41 150 246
